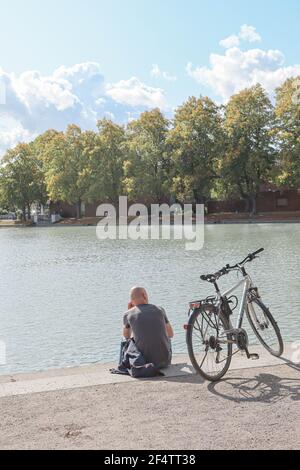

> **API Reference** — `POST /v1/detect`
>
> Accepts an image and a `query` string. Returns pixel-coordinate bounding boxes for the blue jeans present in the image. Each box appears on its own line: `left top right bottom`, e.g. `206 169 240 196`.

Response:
119 339 172 369
119 339 129 366
156 342 172 369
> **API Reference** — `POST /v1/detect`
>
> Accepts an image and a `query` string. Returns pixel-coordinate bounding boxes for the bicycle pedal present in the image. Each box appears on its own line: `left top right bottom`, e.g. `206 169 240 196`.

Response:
249 353 260 360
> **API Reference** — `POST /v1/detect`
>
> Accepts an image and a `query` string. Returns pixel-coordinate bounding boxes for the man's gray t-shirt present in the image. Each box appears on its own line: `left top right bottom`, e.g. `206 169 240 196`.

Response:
123 304 172 368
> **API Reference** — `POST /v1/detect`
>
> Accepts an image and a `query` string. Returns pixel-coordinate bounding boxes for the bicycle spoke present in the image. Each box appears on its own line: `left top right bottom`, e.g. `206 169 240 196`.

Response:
187 249 282 380
248 302 280 349
190 308 232 379
199 347 209 369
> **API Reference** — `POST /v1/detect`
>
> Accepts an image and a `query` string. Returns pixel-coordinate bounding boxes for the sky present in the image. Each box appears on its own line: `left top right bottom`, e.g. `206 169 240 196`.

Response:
0 0 300 155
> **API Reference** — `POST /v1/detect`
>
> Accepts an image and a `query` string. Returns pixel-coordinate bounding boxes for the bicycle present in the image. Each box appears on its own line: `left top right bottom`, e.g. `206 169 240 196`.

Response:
185 248 284 382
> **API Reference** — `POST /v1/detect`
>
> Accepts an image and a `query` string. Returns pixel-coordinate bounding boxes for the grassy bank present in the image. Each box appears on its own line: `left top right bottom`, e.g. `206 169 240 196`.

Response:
0 220 35 228
1 211 299 228
55 211 300 226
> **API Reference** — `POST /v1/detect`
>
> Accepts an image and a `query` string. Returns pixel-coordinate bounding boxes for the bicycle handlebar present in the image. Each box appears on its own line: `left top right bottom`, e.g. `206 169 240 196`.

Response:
252 248 265 256
238 247 264 266
200 248 264 283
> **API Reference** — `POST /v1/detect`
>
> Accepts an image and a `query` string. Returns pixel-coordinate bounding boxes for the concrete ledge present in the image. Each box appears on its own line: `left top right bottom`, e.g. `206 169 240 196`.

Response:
0 343 298 398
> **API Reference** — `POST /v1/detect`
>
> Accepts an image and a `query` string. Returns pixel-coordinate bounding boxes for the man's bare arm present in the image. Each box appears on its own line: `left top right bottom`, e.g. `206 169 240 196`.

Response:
123 327 132 339
166 323 174 339
123 302 134 339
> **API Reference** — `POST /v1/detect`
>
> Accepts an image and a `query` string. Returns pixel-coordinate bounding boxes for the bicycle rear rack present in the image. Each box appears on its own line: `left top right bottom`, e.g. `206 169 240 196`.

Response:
189 295 218 310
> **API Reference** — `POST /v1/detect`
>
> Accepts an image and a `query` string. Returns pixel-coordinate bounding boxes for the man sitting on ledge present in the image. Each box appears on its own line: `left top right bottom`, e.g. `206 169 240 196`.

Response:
123 287 174 370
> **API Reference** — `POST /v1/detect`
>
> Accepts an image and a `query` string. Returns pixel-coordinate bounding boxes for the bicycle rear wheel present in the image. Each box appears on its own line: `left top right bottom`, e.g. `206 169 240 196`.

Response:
246 298 284 357
186 304 232 382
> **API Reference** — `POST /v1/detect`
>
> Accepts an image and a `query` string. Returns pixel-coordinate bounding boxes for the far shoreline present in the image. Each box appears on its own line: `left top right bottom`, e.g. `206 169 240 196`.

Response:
1 212 300 228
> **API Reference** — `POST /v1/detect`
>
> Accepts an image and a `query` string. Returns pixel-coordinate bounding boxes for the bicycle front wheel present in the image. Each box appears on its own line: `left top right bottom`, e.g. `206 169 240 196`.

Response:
246 298 284 357
186 304 232 382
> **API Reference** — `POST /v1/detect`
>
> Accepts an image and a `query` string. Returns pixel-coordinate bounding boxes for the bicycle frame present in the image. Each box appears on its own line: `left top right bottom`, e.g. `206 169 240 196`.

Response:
215 273 253 330
186 249 283 381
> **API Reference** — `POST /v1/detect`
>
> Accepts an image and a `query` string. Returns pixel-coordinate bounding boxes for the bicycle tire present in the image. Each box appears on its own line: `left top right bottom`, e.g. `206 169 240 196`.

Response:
186 305 233 382
246 298 284 357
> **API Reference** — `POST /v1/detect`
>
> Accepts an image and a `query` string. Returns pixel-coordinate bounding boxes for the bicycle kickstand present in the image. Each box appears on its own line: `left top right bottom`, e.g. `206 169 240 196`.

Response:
244 346 260 360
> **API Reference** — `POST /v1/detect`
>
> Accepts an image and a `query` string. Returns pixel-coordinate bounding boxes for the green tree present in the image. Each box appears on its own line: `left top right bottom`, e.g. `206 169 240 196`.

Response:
92 119 126 205
275 76 300 187
167 96 224 204
33 129 61 165
124 109 170 204
43 125 94 219
0 143 47 220
223 85 275 214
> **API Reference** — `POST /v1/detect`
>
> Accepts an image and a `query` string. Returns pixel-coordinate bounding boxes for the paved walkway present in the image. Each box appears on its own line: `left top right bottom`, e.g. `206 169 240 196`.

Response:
0 343 298 398
0 343 299 450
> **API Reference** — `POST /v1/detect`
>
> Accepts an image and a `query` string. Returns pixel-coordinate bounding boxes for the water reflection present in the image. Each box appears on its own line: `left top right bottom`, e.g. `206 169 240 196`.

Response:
0 223 299 374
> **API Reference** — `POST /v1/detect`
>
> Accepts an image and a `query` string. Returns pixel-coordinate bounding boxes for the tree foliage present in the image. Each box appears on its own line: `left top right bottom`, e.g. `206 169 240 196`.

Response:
42 125 95 218
275 76 300 187
0 80 299 218
222 85 276 213
0 143 46 220
168 97 224 204
94 119 126 205
124 109 170 203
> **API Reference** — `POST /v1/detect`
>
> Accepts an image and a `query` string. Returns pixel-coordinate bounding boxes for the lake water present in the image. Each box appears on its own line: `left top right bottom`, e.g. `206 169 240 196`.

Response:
0 224 299 375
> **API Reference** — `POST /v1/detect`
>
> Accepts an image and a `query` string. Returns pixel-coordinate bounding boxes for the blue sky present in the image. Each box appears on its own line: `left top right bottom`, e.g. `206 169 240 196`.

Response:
0 0 300 154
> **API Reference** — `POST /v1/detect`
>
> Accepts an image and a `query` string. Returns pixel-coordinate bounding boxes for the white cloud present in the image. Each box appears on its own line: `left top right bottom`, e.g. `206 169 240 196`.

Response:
13 70 78 112
220 24 261 49
126 111 140 123
95 97 106 107
106 77 167 109
0 76 6 105
0 114 34 151
0 64 168 156
187 43 300 102
53 62 102 82
151 64 177 81
104 111 115 120
219 35 240 49
240 24 262 43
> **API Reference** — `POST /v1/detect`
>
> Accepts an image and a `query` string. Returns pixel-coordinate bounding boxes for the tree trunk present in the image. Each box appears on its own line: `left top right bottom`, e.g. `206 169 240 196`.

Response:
76 200 82 219
27 204 31 220
244 197 250 214
250 194 257 217
192 189 206 214
22 206 26 222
